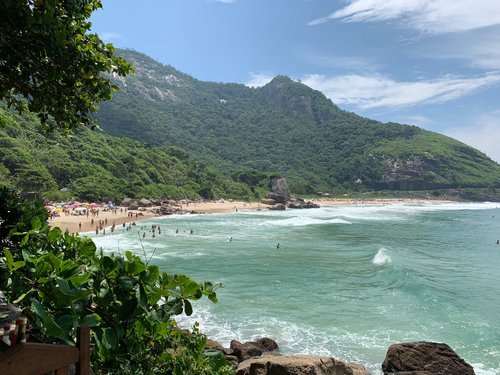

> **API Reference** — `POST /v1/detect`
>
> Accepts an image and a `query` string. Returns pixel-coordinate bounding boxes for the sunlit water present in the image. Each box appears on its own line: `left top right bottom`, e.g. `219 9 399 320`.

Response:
90 202 500 374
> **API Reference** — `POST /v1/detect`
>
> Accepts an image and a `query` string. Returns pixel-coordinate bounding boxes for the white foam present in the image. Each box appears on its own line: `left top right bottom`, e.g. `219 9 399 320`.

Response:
372 248 391 265
472 363 500 375
263 216 352 227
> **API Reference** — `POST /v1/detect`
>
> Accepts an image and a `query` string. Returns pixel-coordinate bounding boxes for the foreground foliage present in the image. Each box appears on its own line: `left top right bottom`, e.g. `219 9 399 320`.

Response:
0 0 132 131
0 188 234 374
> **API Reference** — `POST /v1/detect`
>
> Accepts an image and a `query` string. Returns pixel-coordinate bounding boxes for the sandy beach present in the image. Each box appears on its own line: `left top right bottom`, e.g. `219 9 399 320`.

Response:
49 198 455 234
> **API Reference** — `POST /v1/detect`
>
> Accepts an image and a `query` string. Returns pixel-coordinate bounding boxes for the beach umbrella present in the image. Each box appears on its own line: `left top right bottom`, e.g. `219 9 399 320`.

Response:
90 203 99 207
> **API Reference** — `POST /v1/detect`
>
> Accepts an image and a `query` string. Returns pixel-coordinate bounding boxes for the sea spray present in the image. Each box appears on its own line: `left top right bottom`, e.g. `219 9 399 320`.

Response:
372 248 391 265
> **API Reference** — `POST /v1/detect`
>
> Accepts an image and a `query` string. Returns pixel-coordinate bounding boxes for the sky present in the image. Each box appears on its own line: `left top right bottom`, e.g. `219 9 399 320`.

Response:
91 0 500 162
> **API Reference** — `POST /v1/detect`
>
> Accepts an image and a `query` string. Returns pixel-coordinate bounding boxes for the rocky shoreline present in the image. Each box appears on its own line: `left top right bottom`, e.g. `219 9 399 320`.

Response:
205 336 476 375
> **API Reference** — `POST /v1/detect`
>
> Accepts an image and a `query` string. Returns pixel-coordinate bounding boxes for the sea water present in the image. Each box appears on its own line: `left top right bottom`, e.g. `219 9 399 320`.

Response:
90 203 500 374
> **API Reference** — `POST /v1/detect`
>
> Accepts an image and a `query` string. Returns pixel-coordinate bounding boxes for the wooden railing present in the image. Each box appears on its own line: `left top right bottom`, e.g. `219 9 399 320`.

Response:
0 326 90 375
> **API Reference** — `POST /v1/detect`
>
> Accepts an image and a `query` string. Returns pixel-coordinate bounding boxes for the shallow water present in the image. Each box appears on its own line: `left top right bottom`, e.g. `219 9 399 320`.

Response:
91 202 500 374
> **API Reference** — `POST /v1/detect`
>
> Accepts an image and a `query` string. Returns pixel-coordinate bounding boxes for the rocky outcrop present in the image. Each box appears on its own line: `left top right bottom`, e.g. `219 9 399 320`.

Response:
267 192 288 204
120 197 132 207
269 177 290 202
261 198 277 205
288 201 320 209
236 355 370 375
230 338 279 362
138 198 153 207
382 342 475 375
269 203 286 210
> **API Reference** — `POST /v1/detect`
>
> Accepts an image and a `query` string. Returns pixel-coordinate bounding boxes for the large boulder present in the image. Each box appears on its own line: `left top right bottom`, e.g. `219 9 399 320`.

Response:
230 338 279 362
269 177 290 201
236 355 370 375
382 342 475 375
267 192 288 204
120 197 132 207
138 198 153 207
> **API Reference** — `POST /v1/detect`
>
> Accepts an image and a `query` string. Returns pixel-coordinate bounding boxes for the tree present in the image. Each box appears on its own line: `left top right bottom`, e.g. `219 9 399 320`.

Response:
0 0 133 131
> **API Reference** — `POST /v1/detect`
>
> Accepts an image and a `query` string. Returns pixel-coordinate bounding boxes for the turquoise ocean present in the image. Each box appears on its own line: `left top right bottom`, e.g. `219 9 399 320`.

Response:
90 202 500 374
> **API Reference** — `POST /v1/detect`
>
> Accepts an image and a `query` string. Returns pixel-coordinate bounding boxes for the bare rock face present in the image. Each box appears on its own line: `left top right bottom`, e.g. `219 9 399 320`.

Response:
236 355 370 375
230 338 279 362
382 342 475 375
269 177 290 202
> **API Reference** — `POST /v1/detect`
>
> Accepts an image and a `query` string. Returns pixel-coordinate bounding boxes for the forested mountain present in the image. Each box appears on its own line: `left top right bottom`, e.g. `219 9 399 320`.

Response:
94 49 500 194
0 105 267 202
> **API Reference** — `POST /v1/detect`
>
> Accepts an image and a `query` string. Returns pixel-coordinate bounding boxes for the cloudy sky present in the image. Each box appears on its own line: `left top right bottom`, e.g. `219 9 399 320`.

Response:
91 0 500 162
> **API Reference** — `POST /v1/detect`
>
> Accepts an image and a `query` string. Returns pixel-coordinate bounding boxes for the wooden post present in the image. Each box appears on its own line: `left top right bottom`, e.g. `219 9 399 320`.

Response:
76 326 90 375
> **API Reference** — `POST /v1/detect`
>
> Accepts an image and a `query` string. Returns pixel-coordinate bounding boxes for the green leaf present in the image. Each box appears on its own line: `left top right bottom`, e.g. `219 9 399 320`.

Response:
79 238 96 258
136 284 148 311
102 328 118 349
99 279 110 298
31 298 74 345
81 313 101 327
31 216 42 230
184 300 193 316
48 227 62 243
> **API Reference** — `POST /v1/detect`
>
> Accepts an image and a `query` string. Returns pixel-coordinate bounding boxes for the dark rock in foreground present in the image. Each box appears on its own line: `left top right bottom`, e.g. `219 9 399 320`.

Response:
236 354 370 375
230 338 279 362
382 342 475 375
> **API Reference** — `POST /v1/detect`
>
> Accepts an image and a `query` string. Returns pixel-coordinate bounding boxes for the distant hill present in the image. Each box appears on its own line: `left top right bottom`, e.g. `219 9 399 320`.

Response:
0 105 265 202
94 49 500 194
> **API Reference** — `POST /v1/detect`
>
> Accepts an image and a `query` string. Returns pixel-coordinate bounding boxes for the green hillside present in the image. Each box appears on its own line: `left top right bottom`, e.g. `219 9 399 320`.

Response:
94 49 500 193
0 105 266 202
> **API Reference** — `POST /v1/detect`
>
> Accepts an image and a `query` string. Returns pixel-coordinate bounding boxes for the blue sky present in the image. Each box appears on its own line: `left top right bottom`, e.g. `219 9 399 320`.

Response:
91 0 500 162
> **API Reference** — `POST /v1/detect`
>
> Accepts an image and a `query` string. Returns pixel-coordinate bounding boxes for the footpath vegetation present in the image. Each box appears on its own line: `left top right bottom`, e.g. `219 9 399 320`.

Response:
0 188 234 374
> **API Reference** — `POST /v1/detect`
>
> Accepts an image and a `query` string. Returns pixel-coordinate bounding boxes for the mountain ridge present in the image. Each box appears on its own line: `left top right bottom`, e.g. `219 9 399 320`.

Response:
93 49 500 194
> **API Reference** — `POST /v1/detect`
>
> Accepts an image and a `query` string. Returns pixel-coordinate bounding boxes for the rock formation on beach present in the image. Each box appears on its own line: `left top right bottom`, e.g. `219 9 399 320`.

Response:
382 342 476 375
262 177 320 210
207 336 476 375
237 355 370 375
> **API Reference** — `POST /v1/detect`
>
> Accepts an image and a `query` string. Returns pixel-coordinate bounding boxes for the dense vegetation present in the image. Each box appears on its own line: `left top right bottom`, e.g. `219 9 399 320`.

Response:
0 0 132 131
0 188 234 374
0 105 268 202
95 49 500 194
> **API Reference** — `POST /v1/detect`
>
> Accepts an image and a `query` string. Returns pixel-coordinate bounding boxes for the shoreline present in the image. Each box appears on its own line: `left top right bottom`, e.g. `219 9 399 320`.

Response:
49 198 457 234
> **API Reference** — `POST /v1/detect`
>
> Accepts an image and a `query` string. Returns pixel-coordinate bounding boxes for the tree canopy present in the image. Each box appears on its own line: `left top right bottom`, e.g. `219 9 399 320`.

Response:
0 0 132 131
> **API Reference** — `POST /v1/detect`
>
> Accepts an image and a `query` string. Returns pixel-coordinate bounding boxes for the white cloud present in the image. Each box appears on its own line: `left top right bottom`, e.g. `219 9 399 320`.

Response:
445 111 500 162
99 32 124 43
309 0 500 34
432 26 500 70
301 73 500 109
245 73 274 88
210 0 235 3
